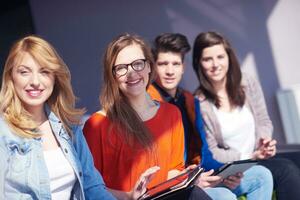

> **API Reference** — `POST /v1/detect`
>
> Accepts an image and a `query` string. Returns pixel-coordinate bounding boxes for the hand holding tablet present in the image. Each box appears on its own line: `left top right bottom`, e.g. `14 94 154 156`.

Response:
213 159 258 179
139 166 203 200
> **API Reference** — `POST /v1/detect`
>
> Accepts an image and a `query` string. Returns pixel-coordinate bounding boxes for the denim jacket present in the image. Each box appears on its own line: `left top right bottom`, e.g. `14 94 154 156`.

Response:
0 108 116 200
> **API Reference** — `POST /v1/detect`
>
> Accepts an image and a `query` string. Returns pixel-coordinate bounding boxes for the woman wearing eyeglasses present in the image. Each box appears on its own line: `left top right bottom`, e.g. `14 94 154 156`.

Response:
83 33 215 200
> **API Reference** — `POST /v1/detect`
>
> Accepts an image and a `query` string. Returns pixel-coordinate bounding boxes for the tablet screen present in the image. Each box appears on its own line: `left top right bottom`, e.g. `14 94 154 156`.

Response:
214 160 257 178
144 170 189 197
141 166 202 199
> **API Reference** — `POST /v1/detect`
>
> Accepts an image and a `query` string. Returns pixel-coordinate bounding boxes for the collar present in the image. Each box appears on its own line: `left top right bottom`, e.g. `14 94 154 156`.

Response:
45 104 61 123
153 82 183 102
44 105 71 140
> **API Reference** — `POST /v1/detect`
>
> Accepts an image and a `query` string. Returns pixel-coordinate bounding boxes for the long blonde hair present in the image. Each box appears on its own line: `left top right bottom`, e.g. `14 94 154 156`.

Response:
0 35 85 138
100 33 155 150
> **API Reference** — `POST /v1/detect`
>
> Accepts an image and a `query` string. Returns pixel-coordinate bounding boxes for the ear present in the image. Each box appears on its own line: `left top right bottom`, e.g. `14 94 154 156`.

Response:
182 63 186 74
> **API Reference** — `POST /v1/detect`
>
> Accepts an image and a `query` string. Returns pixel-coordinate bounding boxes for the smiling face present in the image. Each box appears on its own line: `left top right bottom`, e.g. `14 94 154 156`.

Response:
155 52 184 97
200 44 229 86
114 44 151 99
11 52 55 113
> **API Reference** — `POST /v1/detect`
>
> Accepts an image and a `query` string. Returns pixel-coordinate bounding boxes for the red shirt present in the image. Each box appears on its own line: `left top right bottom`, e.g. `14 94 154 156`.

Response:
83 102 185 191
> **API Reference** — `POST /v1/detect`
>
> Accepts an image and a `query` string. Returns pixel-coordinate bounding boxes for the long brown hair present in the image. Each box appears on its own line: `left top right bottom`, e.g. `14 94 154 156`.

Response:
193 31 245 108
0 35 85 138
100 33 155 150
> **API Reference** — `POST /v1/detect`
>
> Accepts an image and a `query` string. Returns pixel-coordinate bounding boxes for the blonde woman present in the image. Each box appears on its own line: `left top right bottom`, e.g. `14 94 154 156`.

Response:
0 35 115 200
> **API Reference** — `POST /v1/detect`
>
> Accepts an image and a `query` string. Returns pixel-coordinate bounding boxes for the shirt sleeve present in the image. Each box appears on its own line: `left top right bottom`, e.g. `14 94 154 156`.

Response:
73 125 116 200
244 73 273 141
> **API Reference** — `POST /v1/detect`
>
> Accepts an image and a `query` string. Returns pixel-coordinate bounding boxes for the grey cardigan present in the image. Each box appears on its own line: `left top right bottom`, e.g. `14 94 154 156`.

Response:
196 73 273 163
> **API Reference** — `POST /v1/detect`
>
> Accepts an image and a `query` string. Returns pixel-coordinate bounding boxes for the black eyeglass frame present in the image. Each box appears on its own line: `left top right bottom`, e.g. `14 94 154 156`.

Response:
112 59 148 77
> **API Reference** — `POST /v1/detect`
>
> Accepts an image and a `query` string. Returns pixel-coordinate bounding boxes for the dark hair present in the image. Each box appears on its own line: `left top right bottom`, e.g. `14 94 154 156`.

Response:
193 31 245 108
152 33 191 61
100 33 154 150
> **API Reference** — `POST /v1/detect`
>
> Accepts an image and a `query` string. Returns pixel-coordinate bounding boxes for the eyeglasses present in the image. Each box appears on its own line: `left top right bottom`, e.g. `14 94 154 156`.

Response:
113 59 147 77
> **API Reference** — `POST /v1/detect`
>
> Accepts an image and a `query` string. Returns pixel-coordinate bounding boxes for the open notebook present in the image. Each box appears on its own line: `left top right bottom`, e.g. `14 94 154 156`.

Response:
139 166 203 200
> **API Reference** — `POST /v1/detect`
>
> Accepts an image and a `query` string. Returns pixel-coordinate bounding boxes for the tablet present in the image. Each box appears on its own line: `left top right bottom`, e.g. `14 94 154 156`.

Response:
213 159 257 179
139 166 203 200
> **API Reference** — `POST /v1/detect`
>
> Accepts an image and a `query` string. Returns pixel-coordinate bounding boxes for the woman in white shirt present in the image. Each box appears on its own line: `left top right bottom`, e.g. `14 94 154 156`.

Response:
193 31 300 200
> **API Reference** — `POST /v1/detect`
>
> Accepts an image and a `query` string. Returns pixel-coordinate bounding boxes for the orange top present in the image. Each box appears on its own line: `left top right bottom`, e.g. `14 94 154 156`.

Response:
83 102 185 191
147 84 164 101
147 84 202 165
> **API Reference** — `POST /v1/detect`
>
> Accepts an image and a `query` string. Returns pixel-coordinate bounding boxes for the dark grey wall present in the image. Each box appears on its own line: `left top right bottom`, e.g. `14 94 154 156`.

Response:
0 1 34 83
29 0 285 143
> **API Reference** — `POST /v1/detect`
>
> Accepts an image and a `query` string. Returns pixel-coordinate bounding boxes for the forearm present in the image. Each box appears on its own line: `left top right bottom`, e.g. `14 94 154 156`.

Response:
206 132 241 162
210 146 241 163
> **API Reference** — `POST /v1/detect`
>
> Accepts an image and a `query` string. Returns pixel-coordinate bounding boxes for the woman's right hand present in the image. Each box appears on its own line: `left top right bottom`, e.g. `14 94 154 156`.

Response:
195 169 222 188
129 166 160 200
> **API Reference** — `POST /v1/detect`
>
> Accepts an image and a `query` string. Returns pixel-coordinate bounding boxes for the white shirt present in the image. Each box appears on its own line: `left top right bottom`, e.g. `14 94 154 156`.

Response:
43 148 76 200
213 105 256 159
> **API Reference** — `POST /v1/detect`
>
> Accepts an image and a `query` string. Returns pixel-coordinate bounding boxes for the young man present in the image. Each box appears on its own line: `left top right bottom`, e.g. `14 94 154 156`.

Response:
148 33 221 169
148 33 274 200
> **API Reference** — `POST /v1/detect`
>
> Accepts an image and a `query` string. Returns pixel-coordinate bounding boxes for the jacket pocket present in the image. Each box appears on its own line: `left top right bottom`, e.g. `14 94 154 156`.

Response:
7 140 32 173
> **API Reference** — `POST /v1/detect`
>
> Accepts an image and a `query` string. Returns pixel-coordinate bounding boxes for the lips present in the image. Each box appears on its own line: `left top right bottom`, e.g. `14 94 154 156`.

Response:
163 77 176 84
210 68 222 76
126 78 142 86
25 89 44 97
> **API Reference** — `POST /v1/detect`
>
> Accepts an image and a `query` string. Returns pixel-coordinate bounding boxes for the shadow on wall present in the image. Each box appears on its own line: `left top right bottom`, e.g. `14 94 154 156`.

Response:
29 0 283 142
164 1 283 142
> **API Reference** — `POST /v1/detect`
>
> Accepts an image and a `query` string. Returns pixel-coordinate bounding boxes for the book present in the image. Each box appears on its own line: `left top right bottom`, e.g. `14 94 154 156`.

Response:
213 159 258 178
139 166 203 200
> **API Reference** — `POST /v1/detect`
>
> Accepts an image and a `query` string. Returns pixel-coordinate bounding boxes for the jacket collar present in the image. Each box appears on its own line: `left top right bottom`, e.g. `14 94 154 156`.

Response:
153 82 183 102
45 105 61 123
44 105 71 140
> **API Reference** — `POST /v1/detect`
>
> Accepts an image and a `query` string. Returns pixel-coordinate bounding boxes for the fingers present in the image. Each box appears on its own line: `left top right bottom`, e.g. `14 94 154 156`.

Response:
202 169 215 176
186 164 197 170
223 178 240 189
252 150 265 160
196 170 222 188
132 166 160 199
141 166 160 182
223 173 243 190
263 139 277 158
181 164 197 174
268 139 277 147
136 166 160 190
256 138 277 159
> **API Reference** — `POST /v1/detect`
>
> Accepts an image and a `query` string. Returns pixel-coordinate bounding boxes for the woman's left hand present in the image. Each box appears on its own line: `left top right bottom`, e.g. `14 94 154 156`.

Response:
253 137 277 160
262 138 277 158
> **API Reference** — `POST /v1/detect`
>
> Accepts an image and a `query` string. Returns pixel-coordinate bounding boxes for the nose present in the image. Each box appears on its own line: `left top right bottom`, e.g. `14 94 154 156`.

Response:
125 64 136 76
30 73 40 87
165 64 174 75
212 58 219 67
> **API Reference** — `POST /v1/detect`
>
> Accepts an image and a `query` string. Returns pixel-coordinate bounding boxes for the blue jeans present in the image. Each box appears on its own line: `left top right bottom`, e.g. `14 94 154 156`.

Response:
204 165 273 200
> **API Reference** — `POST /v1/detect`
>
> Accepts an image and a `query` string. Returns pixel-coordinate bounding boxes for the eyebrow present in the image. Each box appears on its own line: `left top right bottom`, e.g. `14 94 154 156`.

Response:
17 65 31 70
